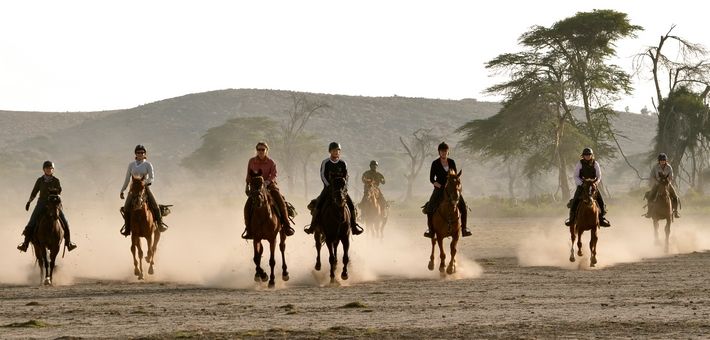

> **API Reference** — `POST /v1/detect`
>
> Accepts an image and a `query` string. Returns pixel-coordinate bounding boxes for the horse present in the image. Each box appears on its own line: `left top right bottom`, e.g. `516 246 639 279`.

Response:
569 178 599 267
312 176 351 285
358 179 388 239
428 169 463 276
649 174 673 253
245 171 289 288
128 176 160 280
31 194 64 286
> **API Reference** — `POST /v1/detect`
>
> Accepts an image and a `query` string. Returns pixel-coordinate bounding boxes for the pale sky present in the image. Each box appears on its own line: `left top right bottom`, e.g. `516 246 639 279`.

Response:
0 0 707 112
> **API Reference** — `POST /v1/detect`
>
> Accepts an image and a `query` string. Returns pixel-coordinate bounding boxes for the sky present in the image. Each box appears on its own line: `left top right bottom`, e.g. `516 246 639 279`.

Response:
0 0 707 112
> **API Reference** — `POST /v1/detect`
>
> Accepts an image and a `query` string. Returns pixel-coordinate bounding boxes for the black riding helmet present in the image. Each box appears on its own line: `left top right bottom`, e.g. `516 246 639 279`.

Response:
658 153 668 161
135 144 147 153
370 160 378 167
582 147 593 156
42 160 54 169
328 142 341 152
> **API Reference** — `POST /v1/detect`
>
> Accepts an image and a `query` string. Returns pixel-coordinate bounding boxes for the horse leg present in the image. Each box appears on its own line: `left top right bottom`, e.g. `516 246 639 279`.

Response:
446 235 458 275
137 239 144 280
327 242 337 284
437 237 446 277
130 239 141 279
569 226 576 262
577 230 583 257
253 241 266 282
145 233 153 275
48 249 58 286
148 230 160 275
590 228 598 267
653 219 661 246
664 220 671 254
268 240 277 288
428 236 436 271
314 232 322 271
341 236 350 281
280 232 289 281
41 249 51 286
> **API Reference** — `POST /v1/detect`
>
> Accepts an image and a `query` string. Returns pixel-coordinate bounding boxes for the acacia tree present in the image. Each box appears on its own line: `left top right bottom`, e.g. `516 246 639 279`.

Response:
400 128 439 202
277 93 330 192
458 10 639 200
634 25 710 188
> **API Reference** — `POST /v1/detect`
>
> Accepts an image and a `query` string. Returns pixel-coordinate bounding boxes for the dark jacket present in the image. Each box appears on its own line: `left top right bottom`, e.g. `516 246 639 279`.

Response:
320 158 348 187
30 175 62 202
430 158 457 187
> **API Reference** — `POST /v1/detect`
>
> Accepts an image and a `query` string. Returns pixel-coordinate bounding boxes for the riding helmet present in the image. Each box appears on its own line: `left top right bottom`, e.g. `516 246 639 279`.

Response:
134 144 147 153
256 141 269 150
328 142 341 151
658 153 668 161
581 147 593 156
370 160 378 167
42 160 54 169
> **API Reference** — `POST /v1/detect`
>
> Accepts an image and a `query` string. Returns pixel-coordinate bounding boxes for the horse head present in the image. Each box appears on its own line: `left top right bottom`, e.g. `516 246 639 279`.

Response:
129 175 148 211
581 178 597 207
330 176 348 208
657 174 671 198
444 169 462 206
248 170 267 208
46 193 62 220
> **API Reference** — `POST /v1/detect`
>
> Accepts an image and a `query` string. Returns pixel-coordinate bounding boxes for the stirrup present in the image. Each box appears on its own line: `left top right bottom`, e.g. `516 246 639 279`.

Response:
423 229 434 238
673 211 681 218
351 223 363 236
599 218 611 227
564 219 573 227
66 242 77 251
282 224 295 236
157 222 168 232
461 227 472 237
303 224 316 235
17 242 29 252
241 229 253 239
120 225 130 237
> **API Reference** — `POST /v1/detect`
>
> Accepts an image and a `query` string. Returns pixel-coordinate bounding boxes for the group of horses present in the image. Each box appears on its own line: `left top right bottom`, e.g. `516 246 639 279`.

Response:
26 170 676 286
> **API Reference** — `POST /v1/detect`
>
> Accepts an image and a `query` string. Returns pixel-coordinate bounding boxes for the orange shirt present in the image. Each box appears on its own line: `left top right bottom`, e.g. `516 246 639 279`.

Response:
246 156 277 183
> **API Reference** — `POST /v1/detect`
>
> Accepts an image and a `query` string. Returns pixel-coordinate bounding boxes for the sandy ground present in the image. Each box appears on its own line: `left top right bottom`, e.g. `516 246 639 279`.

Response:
2 204 710 339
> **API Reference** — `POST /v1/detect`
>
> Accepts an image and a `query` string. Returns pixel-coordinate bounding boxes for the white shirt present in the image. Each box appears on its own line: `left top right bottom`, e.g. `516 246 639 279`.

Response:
121 160 154 192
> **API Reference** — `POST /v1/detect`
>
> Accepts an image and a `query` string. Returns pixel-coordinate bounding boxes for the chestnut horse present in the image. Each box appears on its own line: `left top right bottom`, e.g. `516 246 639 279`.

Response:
649 174 673 253
245 171 288 288
32 194 64 286
128 177 160 280
428 170 463 276
358 179 387 239
569 179 599 267
312 176 351 285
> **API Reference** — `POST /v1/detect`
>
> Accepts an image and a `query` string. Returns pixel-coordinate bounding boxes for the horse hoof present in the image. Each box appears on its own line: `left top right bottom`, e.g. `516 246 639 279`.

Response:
254 274 261 282
268 281 275 289
591 257 597 266
134 268 140 276
590 262 596 268
282 274 290 282
138 274 144 280
315 263 321 271
148 267 154 275
260 273 269 282
446 267 455 275
341 273 349 281
569 256 575 263
439 266 445 273
577 251 583 257
427 261 434 271
43 278 52 286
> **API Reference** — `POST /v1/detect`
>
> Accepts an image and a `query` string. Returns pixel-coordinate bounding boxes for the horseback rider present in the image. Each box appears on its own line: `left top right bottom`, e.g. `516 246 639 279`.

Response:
645 153 680 218
304 142 364 236
241 141 296 239
360 160 387 211
423 142 472 238
120 145 168 236
17 161 77 252
565 148 611 227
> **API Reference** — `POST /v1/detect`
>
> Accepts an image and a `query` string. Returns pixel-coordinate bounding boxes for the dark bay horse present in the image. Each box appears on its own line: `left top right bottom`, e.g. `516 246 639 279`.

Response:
569 178 599 267
245 171 288 288
312 176 351 285
428 170 462 276
649 174 673 253
32 194 64 286
358 179 387 239
128 177 160 280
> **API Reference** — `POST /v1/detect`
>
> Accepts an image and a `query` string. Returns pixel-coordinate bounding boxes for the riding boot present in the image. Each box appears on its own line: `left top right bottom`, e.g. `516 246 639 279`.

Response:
121 210 131 236
424 213 434 238
346 196 364 235
599 213 611 227
281 216 295 236
242 204 253 239
564 208 576 227
672 197 681 218
59 214 77 251
17 224 32 252
304 207 318 234
460 202 472 237
644 201 652 218
152 206 168 232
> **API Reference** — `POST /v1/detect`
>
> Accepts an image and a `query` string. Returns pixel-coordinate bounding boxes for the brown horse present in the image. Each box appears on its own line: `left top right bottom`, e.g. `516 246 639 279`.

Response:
312 176 351 285
31 194 64 286
358 179 388 239
245 171 288 288
428 170 463 276
649 174 673 253
569 179 599 267
128 177 160 280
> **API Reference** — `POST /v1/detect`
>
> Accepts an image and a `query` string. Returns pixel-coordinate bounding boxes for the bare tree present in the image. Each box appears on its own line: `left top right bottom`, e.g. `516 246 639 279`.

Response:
278 93 330 192
400 128 439 202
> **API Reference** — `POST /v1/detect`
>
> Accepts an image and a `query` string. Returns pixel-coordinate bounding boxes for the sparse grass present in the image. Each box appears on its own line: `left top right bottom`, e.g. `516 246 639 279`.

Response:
340 301 367 309
2 319 51 328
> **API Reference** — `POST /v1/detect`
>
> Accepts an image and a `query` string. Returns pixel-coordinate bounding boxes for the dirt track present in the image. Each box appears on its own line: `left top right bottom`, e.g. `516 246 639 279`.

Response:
2 215 710 339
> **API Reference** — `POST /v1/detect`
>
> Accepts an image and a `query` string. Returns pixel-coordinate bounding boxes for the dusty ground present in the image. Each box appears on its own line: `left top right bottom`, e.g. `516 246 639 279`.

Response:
2 211 710 339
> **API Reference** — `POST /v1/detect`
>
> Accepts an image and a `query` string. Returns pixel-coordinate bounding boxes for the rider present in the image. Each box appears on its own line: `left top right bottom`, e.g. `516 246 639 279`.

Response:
360 160 387 212
242 141 296 239
120 144 167 236
304 142 364 236
17 161 77 252
645 153 680 218
565 147 611 227
423 142 472 238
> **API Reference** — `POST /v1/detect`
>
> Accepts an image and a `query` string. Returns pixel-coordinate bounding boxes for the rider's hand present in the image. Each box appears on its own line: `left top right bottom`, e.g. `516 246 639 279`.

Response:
25 202 30 211
433 182 442 189
120 192 125 200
